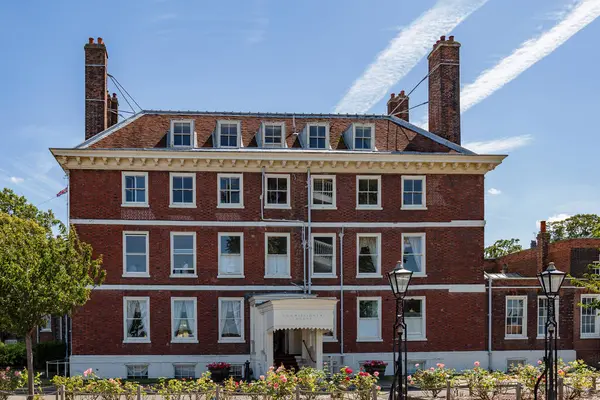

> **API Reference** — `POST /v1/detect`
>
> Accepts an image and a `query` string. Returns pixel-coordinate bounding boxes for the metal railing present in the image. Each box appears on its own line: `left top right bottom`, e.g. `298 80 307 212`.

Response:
46 359 70 378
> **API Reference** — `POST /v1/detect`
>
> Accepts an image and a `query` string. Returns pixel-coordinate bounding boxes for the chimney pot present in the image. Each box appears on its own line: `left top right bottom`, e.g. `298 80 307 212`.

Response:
449 35 455 42
531 240 537 249
540 221 547 233
88 37 94 44
440 35 446 41
112 93 117 98
400 90 405 96
390 93 395 99
97 37 103 45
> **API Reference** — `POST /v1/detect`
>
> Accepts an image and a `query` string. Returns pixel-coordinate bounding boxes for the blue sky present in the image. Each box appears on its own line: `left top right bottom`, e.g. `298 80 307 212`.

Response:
0 0 599 247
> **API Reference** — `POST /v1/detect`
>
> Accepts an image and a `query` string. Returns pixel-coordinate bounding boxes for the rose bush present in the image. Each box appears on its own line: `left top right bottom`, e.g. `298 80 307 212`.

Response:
0 367 26 400
410 363 454 399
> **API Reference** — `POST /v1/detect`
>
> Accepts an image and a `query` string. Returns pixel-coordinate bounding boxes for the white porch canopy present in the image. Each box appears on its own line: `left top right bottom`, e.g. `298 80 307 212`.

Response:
250 297 337 375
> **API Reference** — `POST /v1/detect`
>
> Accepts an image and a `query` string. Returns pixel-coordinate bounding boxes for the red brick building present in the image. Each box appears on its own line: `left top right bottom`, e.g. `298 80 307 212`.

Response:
51 36 507 379
484 222 600 370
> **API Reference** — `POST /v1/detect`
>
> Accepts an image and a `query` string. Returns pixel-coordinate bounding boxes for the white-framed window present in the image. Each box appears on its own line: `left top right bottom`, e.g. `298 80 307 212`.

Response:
40 315 52 332
405 297 426 341
126 364 149 379
170 120 194 147
311 175 336 209
123 297 150 343
218 298 244 343
171 297 198 343
217 120 242 148
229 365 244 380
307 123 329 149
591 257 600 275
170 173 196 208
401 233 426 276
262 122 286 148
401 176 426 209
265 174 291 209
356 175 381 209
356 233 381 277
312 234 336 278
218 233 244 278
507 359 527 372
357 297 382 342
537 297 559 338
505 296 527 339
170 232 196 277
218 173 244 208
122 172 148 207
265 233 291 278
581 295 600 338
174 364 196 379
323 307 337 342
123 231 149 277
353 124 375 150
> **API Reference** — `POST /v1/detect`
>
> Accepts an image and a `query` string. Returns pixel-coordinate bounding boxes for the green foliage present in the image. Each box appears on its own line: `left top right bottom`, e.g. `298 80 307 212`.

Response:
547 214 600 242
0 188 61 233
462 364 510 400
0 342 26 367
409 363 454 399
33 341 66 369
0 367 26 400
484 238 523 259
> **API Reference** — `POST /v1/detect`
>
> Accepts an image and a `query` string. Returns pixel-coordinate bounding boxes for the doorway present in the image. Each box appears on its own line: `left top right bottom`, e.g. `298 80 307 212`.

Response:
273 330 300 370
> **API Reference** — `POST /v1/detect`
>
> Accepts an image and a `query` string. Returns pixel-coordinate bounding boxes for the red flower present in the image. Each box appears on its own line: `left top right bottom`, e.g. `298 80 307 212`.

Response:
345 368 353 374
345 376 351 381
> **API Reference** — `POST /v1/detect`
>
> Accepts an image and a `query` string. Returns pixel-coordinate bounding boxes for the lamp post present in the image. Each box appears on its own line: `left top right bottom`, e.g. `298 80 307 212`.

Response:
387 261 413 400
534 262 566 400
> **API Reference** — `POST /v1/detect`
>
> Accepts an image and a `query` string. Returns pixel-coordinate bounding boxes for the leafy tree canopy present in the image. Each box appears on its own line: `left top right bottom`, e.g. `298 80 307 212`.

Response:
484 238 523 259
547 214 600 242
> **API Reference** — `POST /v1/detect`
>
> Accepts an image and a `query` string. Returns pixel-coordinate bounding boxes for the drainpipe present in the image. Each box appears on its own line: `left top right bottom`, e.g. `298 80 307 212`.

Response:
487 276 493 370
307 168 312 294
338 228 345 365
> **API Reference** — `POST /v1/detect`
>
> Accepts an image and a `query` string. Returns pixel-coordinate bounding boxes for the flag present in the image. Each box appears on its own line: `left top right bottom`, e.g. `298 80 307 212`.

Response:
56 187 68 197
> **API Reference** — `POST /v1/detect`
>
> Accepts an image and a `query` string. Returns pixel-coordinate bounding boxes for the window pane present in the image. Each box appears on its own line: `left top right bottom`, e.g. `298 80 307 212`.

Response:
404 300 422 317
173 300 195 338
174 235 193 251
126 255 146 272
126 235 146 253
183 190 193 203
220 300 242 338
174 365 196 379
359 300 378 318
403 236 423 273
126 300 148 338
268 237 287 255
221 236 241 254
358 236 377 274
125 176 135 188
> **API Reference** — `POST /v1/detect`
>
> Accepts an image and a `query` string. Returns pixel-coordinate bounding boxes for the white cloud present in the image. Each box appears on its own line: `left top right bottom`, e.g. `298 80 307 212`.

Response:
9 176 24 184
463 134 533 153
547 213 571 223
461 0 600 113
487 188 501 195
333 0 489 114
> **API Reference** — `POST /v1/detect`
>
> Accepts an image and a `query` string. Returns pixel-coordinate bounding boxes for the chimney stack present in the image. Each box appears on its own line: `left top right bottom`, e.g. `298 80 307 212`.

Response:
428 35 461 144
387 90 410 122
84 37 108 140
537 221 550 272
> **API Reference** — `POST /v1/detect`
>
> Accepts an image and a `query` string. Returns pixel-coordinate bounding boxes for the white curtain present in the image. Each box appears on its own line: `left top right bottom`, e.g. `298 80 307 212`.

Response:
127 300 147 338
267 255 287 276
174 300 193 337
221 255 240 274
221 301 241 337
407 236 422 272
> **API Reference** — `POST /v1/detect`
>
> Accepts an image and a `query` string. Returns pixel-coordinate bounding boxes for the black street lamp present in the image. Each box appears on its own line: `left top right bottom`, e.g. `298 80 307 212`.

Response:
387 261 413 400
534 262 566 400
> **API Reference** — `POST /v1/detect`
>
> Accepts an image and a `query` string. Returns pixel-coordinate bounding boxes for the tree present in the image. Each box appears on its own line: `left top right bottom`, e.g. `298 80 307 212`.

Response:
0 189 104 398
547 214 600 242
570 263 600 311
484 238 523 259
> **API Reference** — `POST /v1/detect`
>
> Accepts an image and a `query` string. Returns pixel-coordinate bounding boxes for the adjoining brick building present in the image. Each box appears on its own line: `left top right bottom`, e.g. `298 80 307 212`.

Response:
484 222 600 371
51 36 509 379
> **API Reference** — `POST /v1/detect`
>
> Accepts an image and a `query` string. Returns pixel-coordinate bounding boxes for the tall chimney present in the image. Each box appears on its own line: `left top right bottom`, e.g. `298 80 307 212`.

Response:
428 35 461 144
537 221 550 272
387 90 409 122
84 37 108 140
108 92 119 128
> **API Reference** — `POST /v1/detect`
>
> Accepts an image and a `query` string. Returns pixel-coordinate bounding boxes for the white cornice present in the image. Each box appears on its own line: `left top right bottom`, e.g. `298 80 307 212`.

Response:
51 148 505 175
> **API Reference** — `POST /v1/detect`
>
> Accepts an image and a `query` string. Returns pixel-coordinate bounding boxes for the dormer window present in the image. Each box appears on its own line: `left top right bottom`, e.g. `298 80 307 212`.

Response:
170 120 194 147
307 123 329 149
262 122 286 148
217 121 241 148
354 124 374 150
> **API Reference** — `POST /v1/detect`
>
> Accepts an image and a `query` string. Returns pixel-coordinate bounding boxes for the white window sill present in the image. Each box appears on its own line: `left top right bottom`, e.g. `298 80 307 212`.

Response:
169 204 196 208
218 339 245 344
504 336 528 340
311 206 337 210
411 273 427 278
356 206 383 211
356 338 383 343
40 329 52 333
217 274 246 279
323 338 338 342
170 274 198 278
537 336 560 340
265 275 292 279
122 273 150 278
579 336 600 340
401 206 427 211
265 205 292 210
123 339 151 344
407 337 428 342
171 339 199 344
217 204 245 209
357 274 383 279
121 203 149 208
312 274 337 279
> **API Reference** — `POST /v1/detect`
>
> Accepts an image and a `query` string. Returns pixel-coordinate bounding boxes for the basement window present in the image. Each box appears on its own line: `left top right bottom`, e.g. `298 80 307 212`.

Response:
126 364 149 379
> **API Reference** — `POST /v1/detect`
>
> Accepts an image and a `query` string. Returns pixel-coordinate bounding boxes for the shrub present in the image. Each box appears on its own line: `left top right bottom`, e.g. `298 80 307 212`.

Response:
0 342 26 367
0 367 26 400
462 363 510 400
409 363 454 399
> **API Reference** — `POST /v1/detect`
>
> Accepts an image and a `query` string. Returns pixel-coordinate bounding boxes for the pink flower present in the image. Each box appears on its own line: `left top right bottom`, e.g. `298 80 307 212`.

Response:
260 375 265 381
376 386 381 391
429 367 435 371
374 371 379 377
414 364 419 368
14 371 21 377
83 368 93 377
281 375 287 383
436 363 445 368
273 383 279 389
537 360 543 365
269 366 275 371
474 361 480 367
